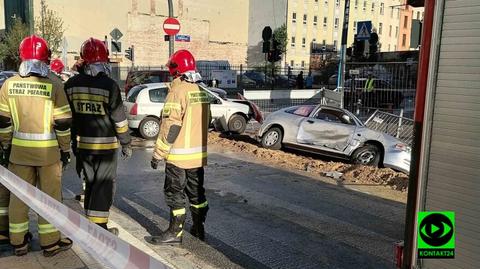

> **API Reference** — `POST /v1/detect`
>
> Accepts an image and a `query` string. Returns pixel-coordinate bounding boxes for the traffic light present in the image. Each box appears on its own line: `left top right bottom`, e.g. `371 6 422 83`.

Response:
125 46 134 61
267 36 282 63
369 32 379 55
353 38 366 58
262 40 271 53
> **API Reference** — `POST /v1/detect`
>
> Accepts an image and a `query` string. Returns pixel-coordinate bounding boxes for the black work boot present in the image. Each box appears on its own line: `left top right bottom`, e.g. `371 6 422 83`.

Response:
190 206 208 241
145 210 186 245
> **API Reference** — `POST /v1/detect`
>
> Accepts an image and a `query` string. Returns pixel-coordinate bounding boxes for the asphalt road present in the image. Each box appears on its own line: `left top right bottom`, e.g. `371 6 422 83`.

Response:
63 148 406 269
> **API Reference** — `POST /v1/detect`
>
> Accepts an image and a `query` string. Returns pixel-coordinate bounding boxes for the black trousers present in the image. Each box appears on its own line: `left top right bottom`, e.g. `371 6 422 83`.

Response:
164 163 206 210
78 153 117 225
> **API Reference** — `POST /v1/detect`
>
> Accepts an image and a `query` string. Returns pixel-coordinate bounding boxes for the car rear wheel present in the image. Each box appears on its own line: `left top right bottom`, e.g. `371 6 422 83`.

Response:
352 144 380 166
228 114 247 134
261 127 283 150
139 117 160 140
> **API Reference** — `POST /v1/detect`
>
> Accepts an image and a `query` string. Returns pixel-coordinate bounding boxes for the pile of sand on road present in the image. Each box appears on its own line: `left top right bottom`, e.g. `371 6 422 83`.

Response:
208 132 409 192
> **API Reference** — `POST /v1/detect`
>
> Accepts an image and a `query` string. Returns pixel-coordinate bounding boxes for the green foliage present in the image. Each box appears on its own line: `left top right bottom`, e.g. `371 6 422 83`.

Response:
35 0 65 53
0 18 30 68
273 24 287 53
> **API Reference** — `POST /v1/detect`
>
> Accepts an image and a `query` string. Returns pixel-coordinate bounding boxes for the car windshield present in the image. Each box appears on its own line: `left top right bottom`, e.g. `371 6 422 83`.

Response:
127 85 147 102
285 106 315 117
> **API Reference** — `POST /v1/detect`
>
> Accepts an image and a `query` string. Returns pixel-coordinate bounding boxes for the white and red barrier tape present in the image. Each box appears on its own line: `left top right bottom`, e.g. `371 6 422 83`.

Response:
0 166 170 269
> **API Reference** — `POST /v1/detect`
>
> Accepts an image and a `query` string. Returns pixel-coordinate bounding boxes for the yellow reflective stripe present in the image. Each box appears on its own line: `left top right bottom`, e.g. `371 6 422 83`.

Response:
167 152 207 161
12 138 58 147
177 230 183 237
8 99 19 131
115 125 129 134
0 207 8 216
71 93 108 102
9 222 29 233
156 138 171 151
55 129 71 137
78 142 119 150
0 126 12 134
44 100 53 133
0 103 9 113
38 223 58 234
164 102 181 110
172 208 186 216
191 201 208 209
53 105 71 116
185 107 192 148
87 216 108 224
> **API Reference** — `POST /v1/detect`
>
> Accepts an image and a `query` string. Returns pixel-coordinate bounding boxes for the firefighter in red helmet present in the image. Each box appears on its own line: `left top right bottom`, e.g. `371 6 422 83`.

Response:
145 50 210 244
0 35 73 256
50 59 65 75
64 38 132 234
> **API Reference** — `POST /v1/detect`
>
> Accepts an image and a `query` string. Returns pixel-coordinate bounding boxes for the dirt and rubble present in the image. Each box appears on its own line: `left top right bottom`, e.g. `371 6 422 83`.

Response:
208 132 409 192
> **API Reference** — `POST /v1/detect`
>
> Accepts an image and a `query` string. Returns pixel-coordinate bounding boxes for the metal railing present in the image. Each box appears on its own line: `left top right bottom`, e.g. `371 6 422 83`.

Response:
364 109 414 146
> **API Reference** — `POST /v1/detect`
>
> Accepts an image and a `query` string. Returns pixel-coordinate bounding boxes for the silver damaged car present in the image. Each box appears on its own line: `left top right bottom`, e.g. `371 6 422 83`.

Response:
258 105 411 174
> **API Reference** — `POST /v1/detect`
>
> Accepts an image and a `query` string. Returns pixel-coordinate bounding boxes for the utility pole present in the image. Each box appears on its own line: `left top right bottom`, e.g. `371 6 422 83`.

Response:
337 0 351 108
168 0 174 56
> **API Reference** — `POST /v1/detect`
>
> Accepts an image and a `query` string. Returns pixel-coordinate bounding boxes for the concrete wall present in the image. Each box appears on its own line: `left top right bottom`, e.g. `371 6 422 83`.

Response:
0 0 5 30
247 0 287 66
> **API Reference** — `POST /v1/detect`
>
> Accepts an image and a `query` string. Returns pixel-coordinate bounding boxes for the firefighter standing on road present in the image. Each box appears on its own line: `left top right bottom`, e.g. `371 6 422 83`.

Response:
0 35 73 257
64 38 132 234
145 50 210 244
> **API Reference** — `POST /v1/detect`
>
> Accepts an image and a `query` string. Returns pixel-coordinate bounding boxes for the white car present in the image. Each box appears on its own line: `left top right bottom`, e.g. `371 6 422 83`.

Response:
124 83 262 139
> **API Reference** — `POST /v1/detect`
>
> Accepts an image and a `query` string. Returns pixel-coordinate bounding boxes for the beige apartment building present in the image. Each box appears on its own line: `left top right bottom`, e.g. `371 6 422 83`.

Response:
285 0 422 69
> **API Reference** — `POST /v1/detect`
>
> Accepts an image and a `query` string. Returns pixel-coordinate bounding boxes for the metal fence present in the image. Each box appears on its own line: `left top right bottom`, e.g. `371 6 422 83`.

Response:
364 110 414 146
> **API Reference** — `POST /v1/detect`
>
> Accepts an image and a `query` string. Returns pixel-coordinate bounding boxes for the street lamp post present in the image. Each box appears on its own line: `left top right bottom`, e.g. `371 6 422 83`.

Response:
338 0 351 109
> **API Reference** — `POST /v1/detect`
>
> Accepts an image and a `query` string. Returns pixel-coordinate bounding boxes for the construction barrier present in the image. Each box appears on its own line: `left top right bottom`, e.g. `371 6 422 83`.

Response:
0 166 170 269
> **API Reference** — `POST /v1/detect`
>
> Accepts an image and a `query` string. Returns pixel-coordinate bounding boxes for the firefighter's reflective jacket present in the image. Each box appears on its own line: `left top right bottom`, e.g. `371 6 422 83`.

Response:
0 74 72 166
153 77 210 169
64 73 130 154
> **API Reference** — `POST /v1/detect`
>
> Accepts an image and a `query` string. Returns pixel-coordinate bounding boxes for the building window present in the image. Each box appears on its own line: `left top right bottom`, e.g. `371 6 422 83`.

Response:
313 38 317 43
304 14 308 25
301 61 305 67
355 0 358 8
378 23 383 35
390 7 394 18
371 2 375 12
323 17 328 27
292 12 297 23
314 15 318 26
353 20 357 31
291 36 296 47
397 9 400 18
290 60 294 67
302 38 306 48
335 0 340 6
333 40 338 49
363 1 367 11
402 34 407 46
404 16 408 28
325 0 328 4
315 0 318 2
416 11 420 20
389 25 392 37
334 18 339 28
380 3 384 15
388 44 391 51
394 45 397 51
395 26 399 37
322 39 326 45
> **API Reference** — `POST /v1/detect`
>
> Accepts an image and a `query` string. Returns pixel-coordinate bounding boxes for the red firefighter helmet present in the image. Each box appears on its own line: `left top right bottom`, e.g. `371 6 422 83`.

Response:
166 50 196 77
19 35 51 63
80 38 109 64
50 59 65 73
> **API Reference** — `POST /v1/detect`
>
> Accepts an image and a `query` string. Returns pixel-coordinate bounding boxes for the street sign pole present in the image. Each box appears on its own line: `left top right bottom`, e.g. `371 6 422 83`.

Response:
338 0 351 109
168 0 174 56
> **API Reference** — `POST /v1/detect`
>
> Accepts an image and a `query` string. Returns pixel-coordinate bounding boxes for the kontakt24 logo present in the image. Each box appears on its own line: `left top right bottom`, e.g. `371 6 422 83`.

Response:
417 211 455 259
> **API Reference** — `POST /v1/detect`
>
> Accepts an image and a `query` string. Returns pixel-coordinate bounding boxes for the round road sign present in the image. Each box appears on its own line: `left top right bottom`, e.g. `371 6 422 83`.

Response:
163 18 181 36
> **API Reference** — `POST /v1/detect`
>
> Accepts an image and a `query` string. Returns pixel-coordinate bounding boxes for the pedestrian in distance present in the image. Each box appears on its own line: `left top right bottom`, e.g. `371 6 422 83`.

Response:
0 35 73 257
64 38 132 235
296 71 304 89
146 50 210 244
305 71 313 89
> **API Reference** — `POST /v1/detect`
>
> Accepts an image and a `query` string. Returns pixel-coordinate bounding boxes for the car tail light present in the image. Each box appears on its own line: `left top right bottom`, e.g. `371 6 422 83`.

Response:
393 241 404 269
130 103 138 115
